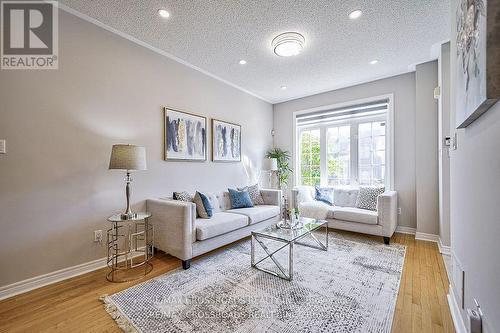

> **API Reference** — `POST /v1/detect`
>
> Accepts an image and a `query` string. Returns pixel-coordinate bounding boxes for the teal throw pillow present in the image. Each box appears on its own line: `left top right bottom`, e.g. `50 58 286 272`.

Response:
228 188 254 209
315 186 334 206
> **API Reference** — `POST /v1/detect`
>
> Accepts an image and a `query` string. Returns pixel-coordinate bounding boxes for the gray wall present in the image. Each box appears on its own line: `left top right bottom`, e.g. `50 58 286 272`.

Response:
415 61 439 235
449 0 500 330
0 11 273 286
438 43 451 247
273 73 417 228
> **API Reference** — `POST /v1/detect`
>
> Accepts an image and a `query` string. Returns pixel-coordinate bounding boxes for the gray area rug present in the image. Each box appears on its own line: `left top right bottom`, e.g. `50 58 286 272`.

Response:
101 232 405 333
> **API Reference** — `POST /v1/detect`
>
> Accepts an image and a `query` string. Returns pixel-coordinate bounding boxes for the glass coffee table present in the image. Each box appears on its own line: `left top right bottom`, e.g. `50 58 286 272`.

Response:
251 217 328 281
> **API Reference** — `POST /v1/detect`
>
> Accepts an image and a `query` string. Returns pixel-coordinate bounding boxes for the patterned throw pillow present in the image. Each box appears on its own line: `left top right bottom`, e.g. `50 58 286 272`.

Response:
173 191 193 202
228 188 254 209
193 192 213 219
355 186 385 211
315 186 334 206
237 184 265 205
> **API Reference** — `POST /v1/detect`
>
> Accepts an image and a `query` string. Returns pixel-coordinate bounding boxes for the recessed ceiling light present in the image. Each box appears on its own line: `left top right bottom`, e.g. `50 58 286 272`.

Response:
280 85 287 90
370 59 379 65
239 59 247 65
158 9 170 18
272 32 305 57
348 9 363 20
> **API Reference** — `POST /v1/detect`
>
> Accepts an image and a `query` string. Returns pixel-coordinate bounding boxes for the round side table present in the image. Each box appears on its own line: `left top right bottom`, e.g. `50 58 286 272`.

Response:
106 212 154 282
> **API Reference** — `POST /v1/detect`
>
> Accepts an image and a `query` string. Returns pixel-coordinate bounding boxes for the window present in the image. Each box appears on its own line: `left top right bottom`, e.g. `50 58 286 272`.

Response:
295 98 392 188
327 126 350 186
299 129 320 186
358 122 385 186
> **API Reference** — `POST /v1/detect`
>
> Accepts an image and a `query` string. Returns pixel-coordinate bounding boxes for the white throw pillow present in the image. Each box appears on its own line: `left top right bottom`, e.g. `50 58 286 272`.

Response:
296 186 314 204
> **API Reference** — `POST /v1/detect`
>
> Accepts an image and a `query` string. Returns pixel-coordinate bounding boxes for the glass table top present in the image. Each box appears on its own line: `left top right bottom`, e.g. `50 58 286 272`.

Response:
252 217 326 242
108 212 152 222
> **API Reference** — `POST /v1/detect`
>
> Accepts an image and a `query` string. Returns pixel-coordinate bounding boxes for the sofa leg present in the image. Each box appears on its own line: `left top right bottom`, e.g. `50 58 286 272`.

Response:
182 260 191 270
383 237 390 245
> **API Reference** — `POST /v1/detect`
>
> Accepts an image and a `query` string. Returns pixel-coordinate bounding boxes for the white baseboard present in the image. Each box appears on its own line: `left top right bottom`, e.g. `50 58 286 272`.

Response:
415 231 440 243
0 257 107 301
395 226 416 235
0 248 150 301
395 227 441 244
438 238 451 256
448 284 467 333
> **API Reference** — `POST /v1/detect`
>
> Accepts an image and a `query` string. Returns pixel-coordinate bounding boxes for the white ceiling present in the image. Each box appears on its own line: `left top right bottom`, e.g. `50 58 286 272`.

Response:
59 0 450 104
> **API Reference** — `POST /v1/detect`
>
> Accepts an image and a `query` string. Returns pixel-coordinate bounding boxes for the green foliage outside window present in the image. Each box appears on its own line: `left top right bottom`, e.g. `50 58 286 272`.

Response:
300 131 344 186
300 131 320 186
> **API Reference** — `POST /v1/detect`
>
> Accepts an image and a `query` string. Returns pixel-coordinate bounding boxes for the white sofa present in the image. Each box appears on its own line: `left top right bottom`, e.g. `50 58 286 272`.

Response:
292 186 398 244
147 189 281 269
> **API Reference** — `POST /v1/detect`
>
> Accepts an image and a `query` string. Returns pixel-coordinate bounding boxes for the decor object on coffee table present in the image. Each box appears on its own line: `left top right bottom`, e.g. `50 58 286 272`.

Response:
455 0 499 128
212 119 241 162
106 212 154 282
109 144 147 220
164 107 207 161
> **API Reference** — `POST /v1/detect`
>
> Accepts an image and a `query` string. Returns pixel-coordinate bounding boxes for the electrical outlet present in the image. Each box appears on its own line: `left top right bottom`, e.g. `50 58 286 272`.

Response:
94 230 103 243
398 208 402 215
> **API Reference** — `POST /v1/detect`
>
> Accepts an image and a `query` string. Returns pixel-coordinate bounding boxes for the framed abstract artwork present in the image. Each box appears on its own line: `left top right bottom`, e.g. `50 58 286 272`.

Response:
164 107 207 161
455 0 499 128
212 119 241 162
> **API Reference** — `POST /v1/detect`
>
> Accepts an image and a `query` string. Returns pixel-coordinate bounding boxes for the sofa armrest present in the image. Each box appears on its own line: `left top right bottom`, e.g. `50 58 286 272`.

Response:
260 189 282 208
377 191 398 237
146 199 196 261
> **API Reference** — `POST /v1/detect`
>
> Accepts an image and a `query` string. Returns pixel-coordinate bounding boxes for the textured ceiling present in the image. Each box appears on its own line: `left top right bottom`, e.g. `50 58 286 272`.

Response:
59 0 450 103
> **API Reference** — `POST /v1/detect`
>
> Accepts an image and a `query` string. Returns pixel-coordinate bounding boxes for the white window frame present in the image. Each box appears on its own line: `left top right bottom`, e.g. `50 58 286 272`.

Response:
292 94 394 190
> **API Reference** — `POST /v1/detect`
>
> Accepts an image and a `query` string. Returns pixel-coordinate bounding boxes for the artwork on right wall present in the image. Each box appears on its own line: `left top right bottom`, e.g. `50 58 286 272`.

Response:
455 0 499 128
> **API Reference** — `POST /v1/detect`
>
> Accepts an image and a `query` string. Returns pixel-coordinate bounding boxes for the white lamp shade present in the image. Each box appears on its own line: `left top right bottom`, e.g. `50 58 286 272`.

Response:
270 158 278 171
109 144 147 171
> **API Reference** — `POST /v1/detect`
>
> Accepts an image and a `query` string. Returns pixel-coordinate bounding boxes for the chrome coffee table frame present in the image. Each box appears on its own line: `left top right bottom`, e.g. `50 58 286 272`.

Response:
251 219 328 281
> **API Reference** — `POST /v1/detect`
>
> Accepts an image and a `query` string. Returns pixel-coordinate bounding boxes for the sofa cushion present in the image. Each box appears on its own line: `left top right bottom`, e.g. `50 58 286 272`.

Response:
333 207 378 225
206 192 232 212
173 191 193 202
315 186 334 205
195 212 248 240
333 188 359 207
355 186 385 211
299 201 337 220
193 192 213 219
229 205 280 224
228 188 254 209
237 184 265 205
295 186 314 204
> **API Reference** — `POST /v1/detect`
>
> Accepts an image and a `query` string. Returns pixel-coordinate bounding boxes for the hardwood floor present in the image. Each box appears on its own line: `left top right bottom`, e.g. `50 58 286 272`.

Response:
0 232 454 333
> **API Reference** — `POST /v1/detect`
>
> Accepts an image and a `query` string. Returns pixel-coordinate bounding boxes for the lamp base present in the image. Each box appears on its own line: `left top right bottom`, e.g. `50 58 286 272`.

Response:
120 212 137 220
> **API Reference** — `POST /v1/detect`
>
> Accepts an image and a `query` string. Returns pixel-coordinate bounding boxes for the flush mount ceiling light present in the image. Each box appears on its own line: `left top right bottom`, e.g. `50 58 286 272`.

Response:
272 32 305 57
369 59 379 65
157 9 170 18
239 59 247 65
280 85 287 90
348 9 363 20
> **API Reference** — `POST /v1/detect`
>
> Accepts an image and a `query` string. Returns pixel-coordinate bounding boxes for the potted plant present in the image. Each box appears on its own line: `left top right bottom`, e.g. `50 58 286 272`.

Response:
266 148 292 189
